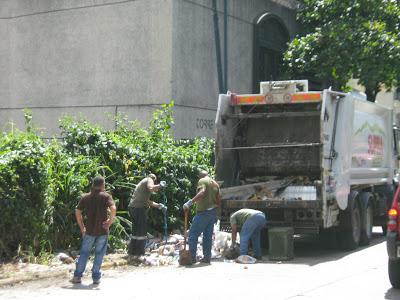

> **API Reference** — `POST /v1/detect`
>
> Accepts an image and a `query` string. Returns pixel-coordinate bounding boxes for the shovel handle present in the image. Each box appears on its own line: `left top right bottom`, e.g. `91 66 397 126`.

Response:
184 209 188 247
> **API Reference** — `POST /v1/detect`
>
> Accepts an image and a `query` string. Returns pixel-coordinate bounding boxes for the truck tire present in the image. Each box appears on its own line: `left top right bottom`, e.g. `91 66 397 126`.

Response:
360 193 374 246
389 259 400 288
339 198 361 251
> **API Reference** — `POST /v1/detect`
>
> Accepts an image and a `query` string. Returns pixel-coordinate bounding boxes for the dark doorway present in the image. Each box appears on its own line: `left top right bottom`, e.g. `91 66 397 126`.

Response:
253 14 289 92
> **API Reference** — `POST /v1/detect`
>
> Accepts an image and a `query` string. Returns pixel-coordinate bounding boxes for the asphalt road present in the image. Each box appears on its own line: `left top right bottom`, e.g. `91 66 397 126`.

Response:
1 228 399 300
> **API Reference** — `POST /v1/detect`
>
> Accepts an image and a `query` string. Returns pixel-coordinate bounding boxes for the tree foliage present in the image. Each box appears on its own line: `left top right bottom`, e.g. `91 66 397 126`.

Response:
0 103 215 259
284 0 400 101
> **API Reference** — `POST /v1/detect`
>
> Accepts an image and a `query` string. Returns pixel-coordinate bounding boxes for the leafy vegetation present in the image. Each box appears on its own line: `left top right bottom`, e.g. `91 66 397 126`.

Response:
0 103 215 259
284 0 400 101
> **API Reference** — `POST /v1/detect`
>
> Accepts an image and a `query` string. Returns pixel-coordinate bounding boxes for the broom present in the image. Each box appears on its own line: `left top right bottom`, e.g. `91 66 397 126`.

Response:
179 209 192 265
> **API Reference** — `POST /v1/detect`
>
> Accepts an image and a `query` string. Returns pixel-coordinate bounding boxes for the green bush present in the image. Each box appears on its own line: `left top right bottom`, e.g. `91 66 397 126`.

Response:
59 102 215 233
0 129 53 257
0 102 215 259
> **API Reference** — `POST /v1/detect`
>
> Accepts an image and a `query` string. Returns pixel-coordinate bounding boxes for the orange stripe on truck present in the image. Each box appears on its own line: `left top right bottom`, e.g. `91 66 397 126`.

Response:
291 92 321 102
231 94 266 105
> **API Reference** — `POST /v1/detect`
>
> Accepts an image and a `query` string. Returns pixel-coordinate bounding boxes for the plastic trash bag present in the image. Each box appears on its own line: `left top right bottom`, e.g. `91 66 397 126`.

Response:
236 255 257 264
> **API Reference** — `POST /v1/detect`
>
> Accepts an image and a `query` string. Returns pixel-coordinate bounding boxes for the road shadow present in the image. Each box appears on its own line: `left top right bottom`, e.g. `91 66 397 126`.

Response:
385 287 400 299
212 229 386 267
285 231 386 266
180 262 212 269
61 283 100 290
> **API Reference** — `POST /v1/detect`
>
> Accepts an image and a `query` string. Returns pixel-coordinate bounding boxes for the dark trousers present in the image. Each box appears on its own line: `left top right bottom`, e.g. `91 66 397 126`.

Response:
128 207 147 255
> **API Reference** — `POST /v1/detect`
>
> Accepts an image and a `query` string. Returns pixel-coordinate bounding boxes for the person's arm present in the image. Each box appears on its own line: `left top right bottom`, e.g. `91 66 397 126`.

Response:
192 187 205 204
147 178 160 193
75 209 86 236
183 187 205 211
149 201 161 208
102 204 117 229
231 224 238 245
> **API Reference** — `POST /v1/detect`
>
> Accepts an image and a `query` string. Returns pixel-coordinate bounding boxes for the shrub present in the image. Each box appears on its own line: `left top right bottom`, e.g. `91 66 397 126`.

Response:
0 102 215 259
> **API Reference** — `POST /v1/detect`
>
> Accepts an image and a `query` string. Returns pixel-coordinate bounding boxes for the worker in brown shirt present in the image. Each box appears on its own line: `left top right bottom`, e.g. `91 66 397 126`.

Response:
71 176 116 285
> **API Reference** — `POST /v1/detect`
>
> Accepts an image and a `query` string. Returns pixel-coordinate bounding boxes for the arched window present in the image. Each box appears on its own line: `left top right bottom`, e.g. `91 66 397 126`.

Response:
253 14 289 92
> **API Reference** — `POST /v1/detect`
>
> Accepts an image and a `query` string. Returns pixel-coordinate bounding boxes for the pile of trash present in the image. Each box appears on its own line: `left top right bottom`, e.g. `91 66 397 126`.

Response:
128 224 237 267
49 223 252 268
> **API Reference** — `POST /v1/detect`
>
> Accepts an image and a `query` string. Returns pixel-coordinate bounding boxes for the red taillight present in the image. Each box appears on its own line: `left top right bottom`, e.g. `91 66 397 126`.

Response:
388 208 399 232
389 208 398 218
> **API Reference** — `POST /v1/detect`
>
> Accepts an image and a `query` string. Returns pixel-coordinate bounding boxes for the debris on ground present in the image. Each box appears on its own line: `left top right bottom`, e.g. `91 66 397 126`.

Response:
127 223 236 267
236 255 257 264
0 223 258 286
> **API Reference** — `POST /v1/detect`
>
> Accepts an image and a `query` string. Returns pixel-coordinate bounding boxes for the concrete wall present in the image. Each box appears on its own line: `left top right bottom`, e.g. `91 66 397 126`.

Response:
171 0 298 138
0 0 173 136
0 0 299 138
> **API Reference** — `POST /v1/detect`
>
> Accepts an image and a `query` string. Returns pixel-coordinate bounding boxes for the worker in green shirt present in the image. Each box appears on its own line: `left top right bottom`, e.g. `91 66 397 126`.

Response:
230 208 267 260
183 170 221 264
127 173 167 256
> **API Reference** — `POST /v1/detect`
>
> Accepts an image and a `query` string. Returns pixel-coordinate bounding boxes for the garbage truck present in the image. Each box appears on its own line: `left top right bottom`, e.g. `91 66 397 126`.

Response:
215 80 399 250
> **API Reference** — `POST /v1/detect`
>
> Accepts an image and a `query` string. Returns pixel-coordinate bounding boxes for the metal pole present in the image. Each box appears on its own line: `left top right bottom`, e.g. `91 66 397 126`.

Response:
212 0 224 94
224 0 228 93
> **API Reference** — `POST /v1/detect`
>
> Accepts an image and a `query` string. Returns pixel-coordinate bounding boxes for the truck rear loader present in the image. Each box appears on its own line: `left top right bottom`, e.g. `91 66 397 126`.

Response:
216 80 399 251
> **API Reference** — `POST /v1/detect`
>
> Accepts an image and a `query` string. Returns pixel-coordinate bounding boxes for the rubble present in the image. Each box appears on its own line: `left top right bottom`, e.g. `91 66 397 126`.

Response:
0 223 256 286
126 222 239 267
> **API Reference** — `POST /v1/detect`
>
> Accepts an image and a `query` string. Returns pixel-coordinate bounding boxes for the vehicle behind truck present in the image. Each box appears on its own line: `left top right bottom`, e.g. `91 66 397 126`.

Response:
216 80 398 250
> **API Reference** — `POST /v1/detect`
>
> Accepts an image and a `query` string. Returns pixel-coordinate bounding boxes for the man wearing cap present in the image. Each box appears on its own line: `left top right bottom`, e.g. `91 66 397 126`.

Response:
183 170 221 264
128 173 167 256
71 176 116 285
230 208 267 260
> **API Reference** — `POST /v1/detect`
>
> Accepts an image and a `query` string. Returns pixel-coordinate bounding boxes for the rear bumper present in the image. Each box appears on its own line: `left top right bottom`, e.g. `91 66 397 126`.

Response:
222 199 320 209
220 199 322 234
387 231 400 260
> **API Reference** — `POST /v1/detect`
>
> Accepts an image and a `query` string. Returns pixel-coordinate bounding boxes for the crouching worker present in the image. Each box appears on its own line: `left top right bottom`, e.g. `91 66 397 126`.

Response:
183 170 220 264
230 209 267 260
128 173 167 256
72 176 116 285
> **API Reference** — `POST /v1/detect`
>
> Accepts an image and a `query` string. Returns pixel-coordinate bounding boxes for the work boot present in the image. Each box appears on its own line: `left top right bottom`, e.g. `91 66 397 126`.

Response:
92 278 101 285
70 276 81 284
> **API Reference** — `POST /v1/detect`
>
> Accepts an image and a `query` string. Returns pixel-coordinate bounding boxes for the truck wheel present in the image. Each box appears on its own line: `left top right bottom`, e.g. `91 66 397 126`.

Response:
389 259 400 288
360 193 373 246
339 199 361 251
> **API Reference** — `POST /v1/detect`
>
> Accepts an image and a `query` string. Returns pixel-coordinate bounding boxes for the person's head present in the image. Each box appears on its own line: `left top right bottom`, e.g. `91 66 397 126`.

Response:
92 176 105 192
148 173 157 182
199 170 208 179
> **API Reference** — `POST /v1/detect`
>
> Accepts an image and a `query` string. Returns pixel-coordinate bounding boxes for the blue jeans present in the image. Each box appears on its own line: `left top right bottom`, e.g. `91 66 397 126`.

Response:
240 213 267 257
74 234 108 280
188 208 217 261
